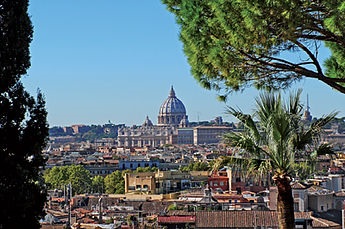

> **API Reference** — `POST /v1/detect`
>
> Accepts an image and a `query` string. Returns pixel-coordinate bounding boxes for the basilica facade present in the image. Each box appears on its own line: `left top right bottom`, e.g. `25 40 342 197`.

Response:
117 86 232 147
117 86 189 147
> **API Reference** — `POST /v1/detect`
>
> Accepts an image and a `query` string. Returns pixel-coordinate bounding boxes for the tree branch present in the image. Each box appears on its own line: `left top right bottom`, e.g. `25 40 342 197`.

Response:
294 40 323 74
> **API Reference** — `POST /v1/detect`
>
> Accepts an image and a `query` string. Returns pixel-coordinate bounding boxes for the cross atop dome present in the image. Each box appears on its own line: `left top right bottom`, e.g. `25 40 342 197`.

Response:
169 85 176 98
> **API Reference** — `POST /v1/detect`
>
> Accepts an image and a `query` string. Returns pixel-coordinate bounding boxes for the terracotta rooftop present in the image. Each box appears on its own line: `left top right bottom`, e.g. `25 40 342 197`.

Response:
196 211 278 228
311 215 340 228
158 215 195 224
291 182 307 189
195 211 317 228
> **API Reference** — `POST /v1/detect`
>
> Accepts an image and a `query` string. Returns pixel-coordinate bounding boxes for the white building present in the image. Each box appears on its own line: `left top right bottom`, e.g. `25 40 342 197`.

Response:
291 182 309 212
308 187 334 212
193 126 233 145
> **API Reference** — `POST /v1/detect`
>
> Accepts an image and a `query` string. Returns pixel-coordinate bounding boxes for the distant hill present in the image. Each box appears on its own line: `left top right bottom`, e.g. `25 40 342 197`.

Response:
49 124 125 142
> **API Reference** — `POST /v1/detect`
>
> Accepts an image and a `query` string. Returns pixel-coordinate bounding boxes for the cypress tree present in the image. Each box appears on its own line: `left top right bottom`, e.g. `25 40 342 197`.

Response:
0 1 49 228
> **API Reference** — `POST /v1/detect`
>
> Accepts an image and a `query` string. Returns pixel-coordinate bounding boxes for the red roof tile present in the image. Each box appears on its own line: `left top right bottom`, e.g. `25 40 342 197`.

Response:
158 216 195 224
196 211 279 228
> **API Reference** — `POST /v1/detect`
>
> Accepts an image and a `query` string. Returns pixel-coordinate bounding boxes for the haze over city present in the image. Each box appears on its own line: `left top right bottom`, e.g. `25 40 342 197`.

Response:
24 1 345 127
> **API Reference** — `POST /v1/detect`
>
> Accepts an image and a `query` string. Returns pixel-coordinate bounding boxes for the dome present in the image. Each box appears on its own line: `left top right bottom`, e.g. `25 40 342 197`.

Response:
142 116 153 127
159 86 186 115
158 86 188 126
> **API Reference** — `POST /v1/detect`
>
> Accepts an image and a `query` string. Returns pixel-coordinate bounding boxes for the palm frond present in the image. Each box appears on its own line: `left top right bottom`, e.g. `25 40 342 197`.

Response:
316 143 336 157
287 89 303 116
226 106 261 141
226 156 272 183
223 89 337 179
293 111 339 150
310 111 339 136
223 132 265 158
255 92 281 125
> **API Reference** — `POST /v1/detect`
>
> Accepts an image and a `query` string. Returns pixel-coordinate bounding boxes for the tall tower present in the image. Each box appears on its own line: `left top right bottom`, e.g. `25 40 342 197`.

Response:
303 94 312 122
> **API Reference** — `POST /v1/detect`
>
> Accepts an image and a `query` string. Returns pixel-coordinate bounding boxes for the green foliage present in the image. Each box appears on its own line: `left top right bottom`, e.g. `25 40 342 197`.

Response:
209 156 232 172
44 165 92 194
126 215 138 226
44 166 69 189
135 166 158 173
49 124 122 142
78 124 119 141
92 175 105 194
49 126 68 137
167 203 178 211
0 1 49 228
223 89 337 177
68 165 92 194
180 161 210 172
222 90 336 228
0 1 33 91
104 217 114 224
292 162 314 181
104 170 125 194
162 0 345 95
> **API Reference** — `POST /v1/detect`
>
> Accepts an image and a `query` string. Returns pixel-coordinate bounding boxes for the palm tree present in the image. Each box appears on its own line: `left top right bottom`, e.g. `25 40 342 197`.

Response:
223 89 337 229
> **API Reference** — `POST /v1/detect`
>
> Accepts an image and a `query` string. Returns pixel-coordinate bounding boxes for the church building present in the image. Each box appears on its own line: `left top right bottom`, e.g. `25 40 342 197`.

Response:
117 86 189 147
158 86 189 127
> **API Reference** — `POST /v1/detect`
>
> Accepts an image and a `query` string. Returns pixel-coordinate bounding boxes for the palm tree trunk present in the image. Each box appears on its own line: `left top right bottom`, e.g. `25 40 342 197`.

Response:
275 175 295 229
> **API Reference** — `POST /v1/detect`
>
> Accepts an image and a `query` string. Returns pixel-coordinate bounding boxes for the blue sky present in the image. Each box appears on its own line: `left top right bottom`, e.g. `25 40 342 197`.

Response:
25 1 345 127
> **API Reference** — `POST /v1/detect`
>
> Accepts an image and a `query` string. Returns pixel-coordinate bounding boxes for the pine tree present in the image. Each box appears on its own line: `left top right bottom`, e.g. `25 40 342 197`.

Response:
0 1 49 228
162 0 345 97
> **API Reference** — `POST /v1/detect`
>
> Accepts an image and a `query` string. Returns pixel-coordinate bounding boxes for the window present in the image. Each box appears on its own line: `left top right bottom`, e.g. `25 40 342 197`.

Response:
236 187 241 194
294 202 299 211
128 186 135 191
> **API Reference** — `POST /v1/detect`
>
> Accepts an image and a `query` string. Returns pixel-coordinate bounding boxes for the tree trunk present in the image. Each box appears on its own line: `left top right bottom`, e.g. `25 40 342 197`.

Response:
275 175 295 229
